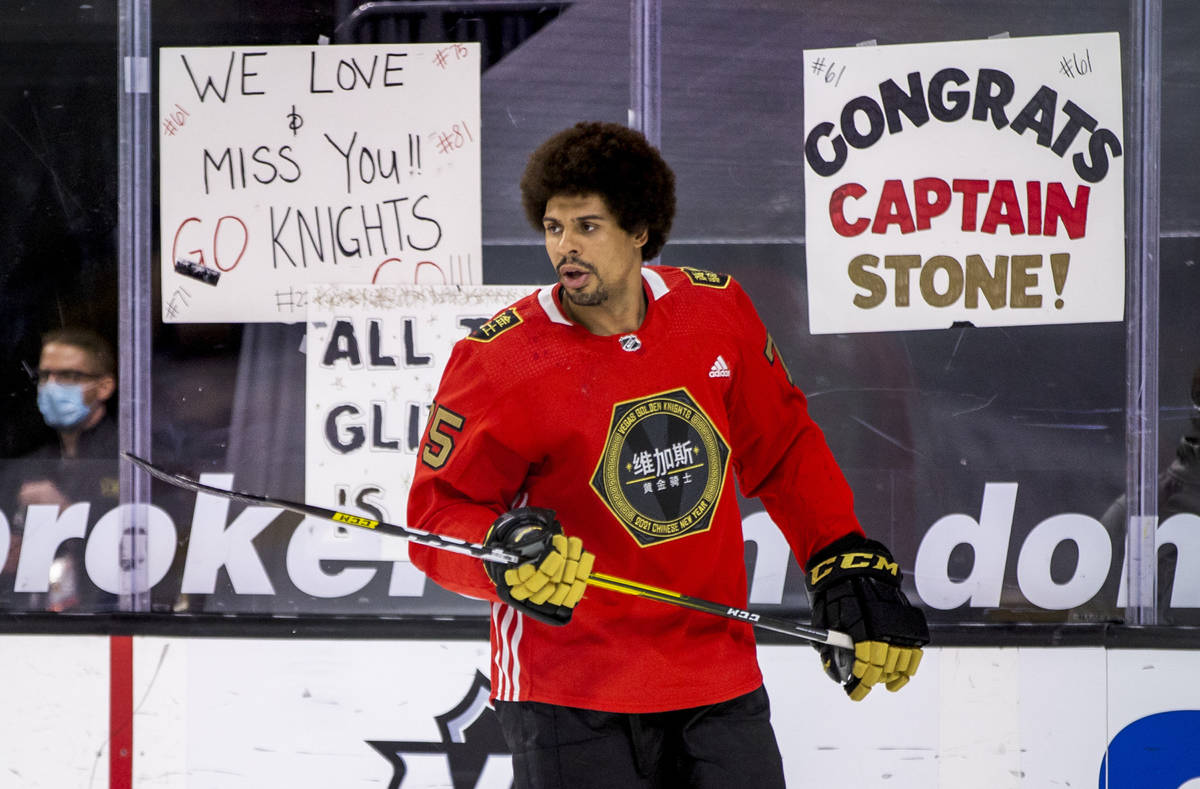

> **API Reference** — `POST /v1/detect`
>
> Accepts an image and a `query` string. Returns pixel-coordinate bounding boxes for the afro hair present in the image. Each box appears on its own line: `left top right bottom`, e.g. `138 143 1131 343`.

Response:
520 121 676 261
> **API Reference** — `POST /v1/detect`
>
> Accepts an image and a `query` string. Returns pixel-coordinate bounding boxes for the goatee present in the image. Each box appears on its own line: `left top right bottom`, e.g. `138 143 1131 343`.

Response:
564 285 608 307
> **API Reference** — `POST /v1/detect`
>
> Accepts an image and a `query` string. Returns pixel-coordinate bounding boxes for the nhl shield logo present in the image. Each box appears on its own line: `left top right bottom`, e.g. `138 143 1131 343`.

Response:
590 388 730 546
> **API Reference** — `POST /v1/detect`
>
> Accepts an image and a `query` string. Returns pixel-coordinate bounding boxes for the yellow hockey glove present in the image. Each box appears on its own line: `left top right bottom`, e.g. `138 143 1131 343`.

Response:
484 507 594 625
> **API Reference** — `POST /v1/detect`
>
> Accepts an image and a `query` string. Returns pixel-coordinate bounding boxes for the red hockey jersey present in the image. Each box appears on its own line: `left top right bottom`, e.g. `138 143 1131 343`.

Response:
407 265 863 713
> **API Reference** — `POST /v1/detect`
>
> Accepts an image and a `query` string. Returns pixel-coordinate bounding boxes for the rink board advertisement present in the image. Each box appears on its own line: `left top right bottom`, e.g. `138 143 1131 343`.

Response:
3 459 1195 620
4 637 1199 788
157 43 482 323
802 32 1124 333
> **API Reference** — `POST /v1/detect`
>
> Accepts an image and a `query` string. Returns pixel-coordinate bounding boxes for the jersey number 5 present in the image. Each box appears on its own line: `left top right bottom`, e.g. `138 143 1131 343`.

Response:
421 404 465 469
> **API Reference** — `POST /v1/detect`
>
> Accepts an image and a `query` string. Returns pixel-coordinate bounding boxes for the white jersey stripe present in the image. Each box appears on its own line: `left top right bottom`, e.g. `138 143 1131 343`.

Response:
491 604 505 699
492 602 526 702
493 603 513 700
509 609 524 699
537 286 572 325
642 267 669 300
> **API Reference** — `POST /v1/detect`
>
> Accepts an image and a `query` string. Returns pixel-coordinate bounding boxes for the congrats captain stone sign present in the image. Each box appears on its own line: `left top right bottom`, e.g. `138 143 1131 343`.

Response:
802 32 1124 333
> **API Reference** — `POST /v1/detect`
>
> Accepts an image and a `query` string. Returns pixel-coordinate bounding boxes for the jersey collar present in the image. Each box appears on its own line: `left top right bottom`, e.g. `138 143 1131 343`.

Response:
537 267 670 326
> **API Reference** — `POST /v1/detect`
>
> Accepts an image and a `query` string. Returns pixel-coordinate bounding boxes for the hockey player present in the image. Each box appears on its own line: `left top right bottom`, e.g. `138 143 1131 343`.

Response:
407 121 929 788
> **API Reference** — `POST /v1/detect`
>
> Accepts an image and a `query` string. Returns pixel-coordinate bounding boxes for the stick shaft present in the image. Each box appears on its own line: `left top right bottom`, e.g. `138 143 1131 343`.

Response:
589 573 854 649
123 452 521 563
123 452 853 648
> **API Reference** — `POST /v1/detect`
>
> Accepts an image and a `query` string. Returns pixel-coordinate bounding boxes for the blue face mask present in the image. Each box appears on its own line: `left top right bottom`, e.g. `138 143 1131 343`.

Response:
37 382 92 429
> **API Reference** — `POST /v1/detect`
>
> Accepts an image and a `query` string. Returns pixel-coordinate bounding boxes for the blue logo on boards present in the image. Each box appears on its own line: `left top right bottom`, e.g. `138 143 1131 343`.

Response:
1099 710 1200 788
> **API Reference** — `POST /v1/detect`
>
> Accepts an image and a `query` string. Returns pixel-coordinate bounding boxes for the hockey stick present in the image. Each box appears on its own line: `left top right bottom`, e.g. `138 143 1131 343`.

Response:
123 452 522 564
585 573 852 648
123 452 853 649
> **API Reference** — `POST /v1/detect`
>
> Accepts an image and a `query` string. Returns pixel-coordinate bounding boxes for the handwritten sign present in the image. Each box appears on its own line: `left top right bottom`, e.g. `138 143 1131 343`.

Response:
159 44 482 323
803 32 1123 333
302 283 533 593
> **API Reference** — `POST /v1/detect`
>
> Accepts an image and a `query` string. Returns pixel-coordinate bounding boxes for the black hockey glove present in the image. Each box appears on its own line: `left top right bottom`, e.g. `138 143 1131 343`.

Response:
484 507 594 626
805 533 930 701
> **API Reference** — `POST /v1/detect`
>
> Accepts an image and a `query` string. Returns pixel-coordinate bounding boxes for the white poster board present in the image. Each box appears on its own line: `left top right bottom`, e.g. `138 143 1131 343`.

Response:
303 283 534 590
803 32 1124 333
159 44 482 323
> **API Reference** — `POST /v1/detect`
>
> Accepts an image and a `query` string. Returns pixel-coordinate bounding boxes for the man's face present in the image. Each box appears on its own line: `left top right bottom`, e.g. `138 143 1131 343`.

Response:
37 342 115 415
543 193 647 309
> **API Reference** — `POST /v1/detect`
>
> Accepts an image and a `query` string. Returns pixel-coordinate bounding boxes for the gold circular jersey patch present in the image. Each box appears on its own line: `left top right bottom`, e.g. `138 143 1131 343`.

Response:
590 388 730 546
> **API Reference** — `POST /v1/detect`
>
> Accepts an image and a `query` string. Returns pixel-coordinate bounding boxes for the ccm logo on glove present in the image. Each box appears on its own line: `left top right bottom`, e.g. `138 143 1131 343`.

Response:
808 551 899 586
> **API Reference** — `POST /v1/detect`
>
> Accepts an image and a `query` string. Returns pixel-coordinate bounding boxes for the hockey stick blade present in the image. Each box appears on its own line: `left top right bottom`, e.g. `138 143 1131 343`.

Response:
121 452 522 564
122 452 854 649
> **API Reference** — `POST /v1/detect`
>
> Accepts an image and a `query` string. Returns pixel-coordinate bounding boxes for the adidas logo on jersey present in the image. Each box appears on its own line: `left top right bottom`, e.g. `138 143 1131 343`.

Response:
709 355 731 378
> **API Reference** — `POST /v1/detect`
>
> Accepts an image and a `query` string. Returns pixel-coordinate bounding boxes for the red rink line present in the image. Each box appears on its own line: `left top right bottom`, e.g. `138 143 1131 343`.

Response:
110 635 133 789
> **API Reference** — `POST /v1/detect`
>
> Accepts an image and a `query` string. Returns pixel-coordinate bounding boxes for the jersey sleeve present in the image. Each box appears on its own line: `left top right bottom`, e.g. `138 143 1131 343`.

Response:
405 338 536 602
723 279 864 566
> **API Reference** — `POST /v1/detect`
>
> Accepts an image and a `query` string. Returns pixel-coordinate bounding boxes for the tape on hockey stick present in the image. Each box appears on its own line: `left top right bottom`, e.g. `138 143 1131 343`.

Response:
123 452 521 564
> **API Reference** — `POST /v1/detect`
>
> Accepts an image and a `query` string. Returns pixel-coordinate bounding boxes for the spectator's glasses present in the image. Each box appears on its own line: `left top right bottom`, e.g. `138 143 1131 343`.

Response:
34 368 105 385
